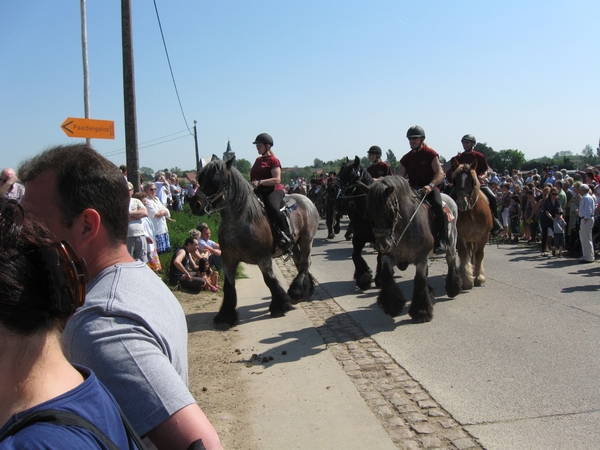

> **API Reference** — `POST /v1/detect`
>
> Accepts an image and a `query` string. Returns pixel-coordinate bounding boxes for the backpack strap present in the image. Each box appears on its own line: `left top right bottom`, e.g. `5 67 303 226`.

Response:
0 409 146 450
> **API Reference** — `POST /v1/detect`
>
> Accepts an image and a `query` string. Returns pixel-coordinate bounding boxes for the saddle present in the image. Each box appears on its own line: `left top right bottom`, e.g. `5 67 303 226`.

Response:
256 195 298 241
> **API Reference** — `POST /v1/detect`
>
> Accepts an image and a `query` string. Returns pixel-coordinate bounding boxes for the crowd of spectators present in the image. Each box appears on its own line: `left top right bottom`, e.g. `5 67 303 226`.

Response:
451 164 600 261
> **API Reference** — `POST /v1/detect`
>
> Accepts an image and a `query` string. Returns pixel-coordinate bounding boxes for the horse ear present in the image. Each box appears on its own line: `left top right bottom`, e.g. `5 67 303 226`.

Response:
211 154 219 161
353 156 360 167
346 157 349 163
357 181 369 194
470 159 478 172
385 186 395 197
226 156 236 170
452 157 460 170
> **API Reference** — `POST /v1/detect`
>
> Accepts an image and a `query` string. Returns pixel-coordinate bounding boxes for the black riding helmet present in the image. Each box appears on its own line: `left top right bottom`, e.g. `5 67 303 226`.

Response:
406 125 425 139
253 133 274 146
367 145 382 156
461 134 476 144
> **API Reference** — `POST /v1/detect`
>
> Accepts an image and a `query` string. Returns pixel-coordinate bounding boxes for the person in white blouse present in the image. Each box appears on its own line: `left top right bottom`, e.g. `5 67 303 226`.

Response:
144 182 172 254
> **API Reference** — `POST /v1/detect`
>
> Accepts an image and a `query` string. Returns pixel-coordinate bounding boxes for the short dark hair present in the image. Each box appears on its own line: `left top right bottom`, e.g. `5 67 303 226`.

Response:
19 144 129 246
0 200 67 334
184 236 197 246
197 223 208 233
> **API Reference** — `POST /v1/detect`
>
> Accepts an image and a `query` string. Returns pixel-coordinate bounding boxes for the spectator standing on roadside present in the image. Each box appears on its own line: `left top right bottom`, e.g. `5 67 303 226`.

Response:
134 191 162 272
144 181 172 255
0 201 145 449
553 209 567 257
540 187 561 257
577 184 596 264
127 181 148 263
18 144 222 450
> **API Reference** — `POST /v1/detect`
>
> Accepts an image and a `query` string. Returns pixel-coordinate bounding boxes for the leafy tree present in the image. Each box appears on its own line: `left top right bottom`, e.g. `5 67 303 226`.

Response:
494 149 526 174
581 144 598 166
235 158 251 177
169 167 182 176
313 158 324 168
386 149 400 174
140 166 154 181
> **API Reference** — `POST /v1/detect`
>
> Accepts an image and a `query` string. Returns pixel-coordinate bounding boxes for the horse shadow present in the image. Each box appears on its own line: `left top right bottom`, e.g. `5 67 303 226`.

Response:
186 299 275 333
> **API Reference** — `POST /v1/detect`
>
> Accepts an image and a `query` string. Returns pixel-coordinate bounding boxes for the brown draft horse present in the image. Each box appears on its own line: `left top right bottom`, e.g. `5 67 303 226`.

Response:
452 160 493 289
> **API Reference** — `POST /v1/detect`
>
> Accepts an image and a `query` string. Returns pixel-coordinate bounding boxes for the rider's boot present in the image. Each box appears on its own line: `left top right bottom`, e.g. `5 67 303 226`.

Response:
491 214 503 236
277 213 293 256
434 212 449 254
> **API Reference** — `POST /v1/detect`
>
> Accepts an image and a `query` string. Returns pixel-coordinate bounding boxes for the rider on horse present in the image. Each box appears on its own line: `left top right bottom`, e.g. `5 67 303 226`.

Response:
399 125 448 254
250 133 293 254
446 134 503 235
366 146 392 180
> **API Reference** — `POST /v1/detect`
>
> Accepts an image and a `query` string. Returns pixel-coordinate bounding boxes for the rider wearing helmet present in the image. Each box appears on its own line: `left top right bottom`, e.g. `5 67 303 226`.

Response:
448 134 503 235
366 146 392 180
399 126 448 253
250 133 292 254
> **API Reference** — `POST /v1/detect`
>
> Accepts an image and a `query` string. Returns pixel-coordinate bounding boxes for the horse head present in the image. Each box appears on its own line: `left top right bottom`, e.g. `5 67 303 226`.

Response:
452 161 480 212
361 181 400 254
190 156 234 216
337 156 363 189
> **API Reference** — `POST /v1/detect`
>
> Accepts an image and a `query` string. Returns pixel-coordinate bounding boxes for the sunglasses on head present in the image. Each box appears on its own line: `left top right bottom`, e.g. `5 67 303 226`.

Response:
39 241 89 316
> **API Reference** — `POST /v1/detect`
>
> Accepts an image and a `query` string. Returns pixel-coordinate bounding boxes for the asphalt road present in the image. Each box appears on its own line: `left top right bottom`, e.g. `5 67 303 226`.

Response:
308 219 600 450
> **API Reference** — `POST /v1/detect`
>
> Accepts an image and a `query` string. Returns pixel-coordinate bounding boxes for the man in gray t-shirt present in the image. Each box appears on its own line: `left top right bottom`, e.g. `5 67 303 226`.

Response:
19 145 222 450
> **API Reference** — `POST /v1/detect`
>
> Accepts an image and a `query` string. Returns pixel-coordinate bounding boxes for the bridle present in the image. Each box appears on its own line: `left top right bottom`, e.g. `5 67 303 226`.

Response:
201 170 229 215
338 166 367 200
455 168 480 211
371 191 427 250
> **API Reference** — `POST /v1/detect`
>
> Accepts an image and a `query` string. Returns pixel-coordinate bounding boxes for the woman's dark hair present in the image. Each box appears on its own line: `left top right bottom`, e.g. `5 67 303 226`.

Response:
198 258 209 273
0 200 68 334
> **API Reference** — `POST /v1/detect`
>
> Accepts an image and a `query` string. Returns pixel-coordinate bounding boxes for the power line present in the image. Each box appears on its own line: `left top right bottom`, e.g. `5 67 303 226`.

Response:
101 128 192 157
152 0 192 136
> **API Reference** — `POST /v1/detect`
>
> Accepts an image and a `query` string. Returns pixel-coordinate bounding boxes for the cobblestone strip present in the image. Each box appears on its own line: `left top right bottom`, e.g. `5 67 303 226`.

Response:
277 259 483 450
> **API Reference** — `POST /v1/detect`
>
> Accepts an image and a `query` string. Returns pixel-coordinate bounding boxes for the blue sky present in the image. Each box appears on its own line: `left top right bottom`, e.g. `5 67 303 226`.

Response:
1 1 598 174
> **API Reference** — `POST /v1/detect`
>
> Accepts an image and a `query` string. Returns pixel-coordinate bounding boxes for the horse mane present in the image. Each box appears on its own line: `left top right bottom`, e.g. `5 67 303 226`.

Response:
368 175 412 212
212 160 264 221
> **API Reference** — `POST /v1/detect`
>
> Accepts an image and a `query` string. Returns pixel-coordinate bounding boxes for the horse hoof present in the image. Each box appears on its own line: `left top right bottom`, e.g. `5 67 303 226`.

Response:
474 279 484 287
213 312 239 329
270 303 294 318
411 312 433 323
327 233 335 239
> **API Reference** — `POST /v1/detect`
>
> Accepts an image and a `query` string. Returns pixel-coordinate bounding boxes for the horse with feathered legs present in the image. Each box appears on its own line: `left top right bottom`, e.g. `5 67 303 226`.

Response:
324 177 352 241
336 156 381 290
189 157 319 328
452 160 493 289
359 176 461 322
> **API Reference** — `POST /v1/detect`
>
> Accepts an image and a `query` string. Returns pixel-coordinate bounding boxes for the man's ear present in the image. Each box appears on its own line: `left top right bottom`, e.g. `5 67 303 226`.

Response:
74 208 102 245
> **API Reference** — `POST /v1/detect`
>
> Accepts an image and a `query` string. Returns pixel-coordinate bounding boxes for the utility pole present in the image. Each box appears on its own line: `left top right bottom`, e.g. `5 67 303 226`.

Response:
121 0 140 191
80 0 91 147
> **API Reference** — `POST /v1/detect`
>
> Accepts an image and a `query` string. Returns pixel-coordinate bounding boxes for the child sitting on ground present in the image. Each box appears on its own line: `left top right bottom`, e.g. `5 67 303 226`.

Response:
198 257 220 291
552 209 567 257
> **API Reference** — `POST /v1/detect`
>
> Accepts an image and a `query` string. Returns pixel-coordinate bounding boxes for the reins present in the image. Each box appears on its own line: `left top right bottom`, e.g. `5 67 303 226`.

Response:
373 189 427 248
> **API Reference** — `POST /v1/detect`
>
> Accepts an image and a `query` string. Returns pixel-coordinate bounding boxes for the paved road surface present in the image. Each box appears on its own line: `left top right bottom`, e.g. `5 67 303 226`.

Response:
230 217 599 449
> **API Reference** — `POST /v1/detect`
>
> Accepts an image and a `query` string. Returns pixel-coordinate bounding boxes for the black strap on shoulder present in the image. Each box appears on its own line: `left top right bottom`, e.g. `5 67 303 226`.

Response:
0 409 146 450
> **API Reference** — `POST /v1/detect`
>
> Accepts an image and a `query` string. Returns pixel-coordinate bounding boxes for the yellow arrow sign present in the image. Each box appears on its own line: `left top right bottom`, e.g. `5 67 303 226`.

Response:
61 117 115 139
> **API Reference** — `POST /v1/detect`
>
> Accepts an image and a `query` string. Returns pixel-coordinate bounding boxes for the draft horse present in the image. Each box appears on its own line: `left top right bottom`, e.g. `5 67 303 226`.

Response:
336 156 380 290
189 157 319 327
324 177 352 241
360 176 461 322
452 160 493 289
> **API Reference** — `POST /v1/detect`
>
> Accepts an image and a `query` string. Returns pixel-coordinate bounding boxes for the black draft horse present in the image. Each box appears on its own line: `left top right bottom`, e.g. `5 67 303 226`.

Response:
359 176 462 322
324 177 352 241
336 156 381 290
189 157 320 328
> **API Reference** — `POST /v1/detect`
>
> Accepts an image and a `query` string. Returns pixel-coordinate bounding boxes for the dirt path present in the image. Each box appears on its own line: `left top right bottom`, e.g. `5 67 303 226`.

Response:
177 290 260 450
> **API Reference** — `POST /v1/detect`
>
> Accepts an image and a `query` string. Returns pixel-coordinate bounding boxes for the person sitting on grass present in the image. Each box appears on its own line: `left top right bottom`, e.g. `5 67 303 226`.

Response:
169 237 218 293
197 257 220 291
